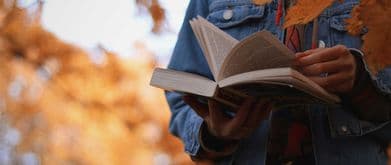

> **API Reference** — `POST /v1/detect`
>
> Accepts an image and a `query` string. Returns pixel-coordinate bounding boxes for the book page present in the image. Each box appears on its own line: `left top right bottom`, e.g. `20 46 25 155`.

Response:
190 19 214 76
150 68 218 97
190 16 239 80
218 30 295 81
218 68 340 103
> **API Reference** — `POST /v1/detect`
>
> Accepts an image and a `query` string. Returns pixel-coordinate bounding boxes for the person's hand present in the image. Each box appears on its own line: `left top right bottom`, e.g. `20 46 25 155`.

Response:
294 45 357 94
183 95 272 140
387 143 391 161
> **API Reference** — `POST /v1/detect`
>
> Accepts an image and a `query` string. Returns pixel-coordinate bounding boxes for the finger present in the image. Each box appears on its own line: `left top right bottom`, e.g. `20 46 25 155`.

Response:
234 127 253 139
326 82 354 93
208 99 226 123
295 48 326 60
299 60 353 76
308 71 354 89
235 102 273 139
244 100 272 128
183 95 209 118
293 53 308 67
296 45 349 66
229 97 257 130
303 48 326 55
295 52 308 58
297 48 340 66
294 48 325 65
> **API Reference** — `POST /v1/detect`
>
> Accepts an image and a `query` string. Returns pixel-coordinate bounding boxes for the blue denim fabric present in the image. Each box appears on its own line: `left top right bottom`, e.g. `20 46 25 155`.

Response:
165 0 391 164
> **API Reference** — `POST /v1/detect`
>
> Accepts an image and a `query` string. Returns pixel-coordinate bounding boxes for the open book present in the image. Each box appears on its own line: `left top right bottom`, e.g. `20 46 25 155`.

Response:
150 16 340 108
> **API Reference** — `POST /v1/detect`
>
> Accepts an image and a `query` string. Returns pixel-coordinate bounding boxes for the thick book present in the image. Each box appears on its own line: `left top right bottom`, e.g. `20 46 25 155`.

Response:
150 16 340 108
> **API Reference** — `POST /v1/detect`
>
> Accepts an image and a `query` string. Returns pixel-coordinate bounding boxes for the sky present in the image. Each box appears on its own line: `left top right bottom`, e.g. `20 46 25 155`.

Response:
33 0 190 59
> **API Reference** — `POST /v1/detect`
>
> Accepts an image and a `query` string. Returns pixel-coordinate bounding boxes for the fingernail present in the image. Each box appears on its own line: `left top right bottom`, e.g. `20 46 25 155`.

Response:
295 52 304 57
292 59 301 66
304 49 312 53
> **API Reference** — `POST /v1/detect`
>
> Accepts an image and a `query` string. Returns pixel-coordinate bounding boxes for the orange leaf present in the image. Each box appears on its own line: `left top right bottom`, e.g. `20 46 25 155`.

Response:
252 0 272 6
284 0 336 28
345 5 364 36
346 0 391 73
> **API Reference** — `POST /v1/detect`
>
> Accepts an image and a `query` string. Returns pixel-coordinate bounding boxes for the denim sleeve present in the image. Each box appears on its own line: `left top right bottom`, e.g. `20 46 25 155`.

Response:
329 49 391 141
165 0 212 156
351 49 391 140
349 49 391 119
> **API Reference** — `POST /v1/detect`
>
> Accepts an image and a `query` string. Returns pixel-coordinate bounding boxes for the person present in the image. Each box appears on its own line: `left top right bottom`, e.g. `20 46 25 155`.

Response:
165 0 391 164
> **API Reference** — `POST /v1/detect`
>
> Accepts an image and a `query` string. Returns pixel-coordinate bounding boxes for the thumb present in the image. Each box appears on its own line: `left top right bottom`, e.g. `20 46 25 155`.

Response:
183 95 209 118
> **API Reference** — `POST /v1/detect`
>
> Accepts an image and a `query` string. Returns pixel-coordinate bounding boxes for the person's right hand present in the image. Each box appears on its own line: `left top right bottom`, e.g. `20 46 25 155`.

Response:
183 95 272 141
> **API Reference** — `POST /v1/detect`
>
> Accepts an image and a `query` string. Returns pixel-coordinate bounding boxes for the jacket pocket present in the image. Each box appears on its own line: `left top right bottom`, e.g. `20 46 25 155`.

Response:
326 1 362 48
207 1 266 28
327 106 363 137
329 14 351 32
206 0 267 39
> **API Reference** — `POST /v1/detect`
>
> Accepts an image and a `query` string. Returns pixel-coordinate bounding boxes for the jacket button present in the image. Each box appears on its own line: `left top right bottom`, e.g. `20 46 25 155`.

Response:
341 126 348 133
223 9 233 20
318 40 326 48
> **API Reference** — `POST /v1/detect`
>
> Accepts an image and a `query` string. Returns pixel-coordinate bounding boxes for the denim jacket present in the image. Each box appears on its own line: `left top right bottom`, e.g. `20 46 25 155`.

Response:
165 0 391 164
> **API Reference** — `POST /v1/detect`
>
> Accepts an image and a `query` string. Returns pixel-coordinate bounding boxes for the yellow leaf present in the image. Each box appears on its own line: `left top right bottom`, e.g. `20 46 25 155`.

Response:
284 0 336 28
252 0 272 6
346 0 391 73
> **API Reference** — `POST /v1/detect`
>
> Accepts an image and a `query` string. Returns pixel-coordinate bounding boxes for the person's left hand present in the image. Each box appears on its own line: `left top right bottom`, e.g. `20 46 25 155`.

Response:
294 45 357 94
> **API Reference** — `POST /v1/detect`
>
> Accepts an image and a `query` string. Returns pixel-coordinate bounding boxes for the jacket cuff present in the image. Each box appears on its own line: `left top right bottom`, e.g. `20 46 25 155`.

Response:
192 122 239 161
183 113 203 156
348 48 370 94
348 48 391 97
342 49 391 122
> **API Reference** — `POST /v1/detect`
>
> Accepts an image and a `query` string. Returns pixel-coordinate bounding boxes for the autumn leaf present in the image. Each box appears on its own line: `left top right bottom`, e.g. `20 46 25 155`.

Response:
136 0 166 33
345 5 363 36
0 0 190 164
149 0 165 33
284 0 336 28
252 0 272 6
346 0 391 74
388 143 391 165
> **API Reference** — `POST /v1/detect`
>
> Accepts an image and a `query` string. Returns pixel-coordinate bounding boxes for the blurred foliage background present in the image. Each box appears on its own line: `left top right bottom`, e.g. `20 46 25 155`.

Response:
0 0 193 164
0 0 389 164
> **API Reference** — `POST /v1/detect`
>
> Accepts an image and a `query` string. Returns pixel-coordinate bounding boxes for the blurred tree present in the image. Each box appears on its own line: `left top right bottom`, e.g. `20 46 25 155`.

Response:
0 0 191 164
